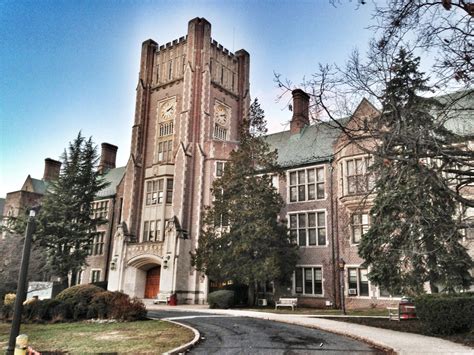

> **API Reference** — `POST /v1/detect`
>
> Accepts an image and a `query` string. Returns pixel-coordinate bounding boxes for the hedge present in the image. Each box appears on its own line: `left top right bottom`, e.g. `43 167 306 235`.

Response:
415 292 474 335
208 290 235 309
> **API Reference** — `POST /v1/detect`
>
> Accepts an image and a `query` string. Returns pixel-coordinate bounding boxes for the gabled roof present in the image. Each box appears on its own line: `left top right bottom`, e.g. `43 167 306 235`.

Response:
30 178 49 194
265 117 350 168
95 166 126 199
434 89 474 136
264 90 472 170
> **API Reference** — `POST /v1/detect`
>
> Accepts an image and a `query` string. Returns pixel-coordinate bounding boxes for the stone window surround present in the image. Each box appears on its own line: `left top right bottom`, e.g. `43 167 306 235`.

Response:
91 199 109 219
288 209 328 248
345 265 370 298
144 177 174 206
287 164 326 203
89 232 105 256
215 160 227 177
340 154 374 196
90 269 101 283
293 264 324 297
350 212 370 245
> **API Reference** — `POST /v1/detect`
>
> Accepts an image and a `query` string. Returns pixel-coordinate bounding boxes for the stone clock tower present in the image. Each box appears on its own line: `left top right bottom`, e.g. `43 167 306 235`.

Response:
108 18 250 304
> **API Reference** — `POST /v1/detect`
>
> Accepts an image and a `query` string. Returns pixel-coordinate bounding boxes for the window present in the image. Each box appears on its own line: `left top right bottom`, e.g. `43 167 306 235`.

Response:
289 211 326 246
91 270 101 283
159 121 174 136
157 140 173 163
351 213 369 244
344 156 373 195
166 179 173 204
155 64 160 83
76 270 83 285
142 219 161 242
89 232 105 255
214 123 227 141
295 267 323 295
347 267 369 296
168 60 173 80
91 201 109 219
145 178 173 205
216 161 226 177
289 167 325 202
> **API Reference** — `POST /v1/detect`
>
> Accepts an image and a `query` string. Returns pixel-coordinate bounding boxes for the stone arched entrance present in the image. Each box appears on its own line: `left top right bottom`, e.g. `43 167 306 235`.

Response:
123 254 163 298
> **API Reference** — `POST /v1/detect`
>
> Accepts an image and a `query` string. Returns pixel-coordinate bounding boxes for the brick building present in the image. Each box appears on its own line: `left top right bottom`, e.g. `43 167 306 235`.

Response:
91 17 472 307
3 17 471 308
106 17 250 304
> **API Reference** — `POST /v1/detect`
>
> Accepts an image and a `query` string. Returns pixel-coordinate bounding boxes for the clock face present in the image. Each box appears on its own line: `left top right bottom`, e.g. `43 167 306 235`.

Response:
160 99 176 120
214 103 230 126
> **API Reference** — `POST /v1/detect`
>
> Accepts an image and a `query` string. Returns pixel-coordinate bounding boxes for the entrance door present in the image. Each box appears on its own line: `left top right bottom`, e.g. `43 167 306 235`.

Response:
144 266 161 298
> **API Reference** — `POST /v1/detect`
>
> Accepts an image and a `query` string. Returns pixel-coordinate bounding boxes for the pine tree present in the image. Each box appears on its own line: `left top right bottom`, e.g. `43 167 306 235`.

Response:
192 99 298 300
33 133 109 287
359 49 472 295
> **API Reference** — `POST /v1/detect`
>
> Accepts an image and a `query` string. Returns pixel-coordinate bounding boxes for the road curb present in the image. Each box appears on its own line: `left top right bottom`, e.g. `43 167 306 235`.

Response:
161 319 201 355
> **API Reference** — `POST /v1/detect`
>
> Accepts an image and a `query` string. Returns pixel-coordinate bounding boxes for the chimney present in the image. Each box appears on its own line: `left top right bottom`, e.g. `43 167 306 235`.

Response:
43 158 61 181
98 143 118 174
290 89 310 134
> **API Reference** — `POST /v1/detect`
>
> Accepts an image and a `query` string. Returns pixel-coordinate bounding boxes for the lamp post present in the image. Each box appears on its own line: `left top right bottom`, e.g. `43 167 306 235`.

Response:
7 208 38 354
338 258 346 315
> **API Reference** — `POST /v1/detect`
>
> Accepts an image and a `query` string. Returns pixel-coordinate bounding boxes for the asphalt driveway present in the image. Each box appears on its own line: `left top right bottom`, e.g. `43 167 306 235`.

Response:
148 310 385 354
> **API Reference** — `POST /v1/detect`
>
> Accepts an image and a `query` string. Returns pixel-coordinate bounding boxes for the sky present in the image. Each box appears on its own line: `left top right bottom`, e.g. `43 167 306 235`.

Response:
0 0 376 197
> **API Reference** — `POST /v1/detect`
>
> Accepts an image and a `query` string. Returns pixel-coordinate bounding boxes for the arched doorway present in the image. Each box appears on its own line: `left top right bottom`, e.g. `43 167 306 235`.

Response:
144 266 161 298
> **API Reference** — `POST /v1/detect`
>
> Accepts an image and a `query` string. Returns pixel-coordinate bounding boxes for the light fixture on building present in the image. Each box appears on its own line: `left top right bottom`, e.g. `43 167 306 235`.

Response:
163 255 171 269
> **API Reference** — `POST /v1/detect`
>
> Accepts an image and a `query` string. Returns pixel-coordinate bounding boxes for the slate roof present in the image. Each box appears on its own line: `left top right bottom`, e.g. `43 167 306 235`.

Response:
265 90 473 169
434 89 474 136
265 117 350 168
30 178 49 195
95 166 126 199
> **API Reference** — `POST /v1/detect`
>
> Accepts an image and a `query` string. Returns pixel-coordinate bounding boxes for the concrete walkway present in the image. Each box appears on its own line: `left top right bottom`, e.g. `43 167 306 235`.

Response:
145 302 473 354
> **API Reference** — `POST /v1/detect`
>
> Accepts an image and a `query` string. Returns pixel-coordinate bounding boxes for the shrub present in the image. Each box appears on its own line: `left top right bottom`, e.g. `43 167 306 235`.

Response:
0 303 14 321
4 293 16 305
87 291 146 321
55 284 103 306
208 290 235 309
108 292 147 321
22 299 72 322
415 293 474 335
88 291 116 319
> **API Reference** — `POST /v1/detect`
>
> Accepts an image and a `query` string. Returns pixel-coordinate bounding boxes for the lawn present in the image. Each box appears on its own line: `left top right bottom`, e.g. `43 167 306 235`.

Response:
324 317 474 348
0 320 194 353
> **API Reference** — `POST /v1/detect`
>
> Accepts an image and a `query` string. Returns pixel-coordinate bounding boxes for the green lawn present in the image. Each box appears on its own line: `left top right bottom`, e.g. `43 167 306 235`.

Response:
0 320 194 354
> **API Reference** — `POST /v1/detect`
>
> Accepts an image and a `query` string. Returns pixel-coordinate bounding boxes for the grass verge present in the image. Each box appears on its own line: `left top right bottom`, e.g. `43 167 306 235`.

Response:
324 317 474 348
0 320 194 353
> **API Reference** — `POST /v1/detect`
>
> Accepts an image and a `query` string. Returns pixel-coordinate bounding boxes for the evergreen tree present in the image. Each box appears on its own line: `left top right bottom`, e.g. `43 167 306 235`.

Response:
33 133 109 287
359 49 472 295
192 99 298 299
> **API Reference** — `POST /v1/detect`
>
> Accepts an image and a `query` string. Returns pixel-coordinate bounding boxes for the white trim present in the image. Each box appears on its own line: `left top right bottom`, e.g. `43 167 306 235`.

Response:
286 164 327 204
90 268 102 283
287 208 329 248
345 264 371 298
293 265 325 297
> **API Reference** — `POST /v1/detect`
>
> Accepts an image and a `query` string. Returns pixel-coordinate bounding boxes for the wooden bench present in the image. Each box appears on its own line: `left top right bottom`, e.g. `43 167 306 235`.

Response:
275 298 298 311
153 292 171 304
